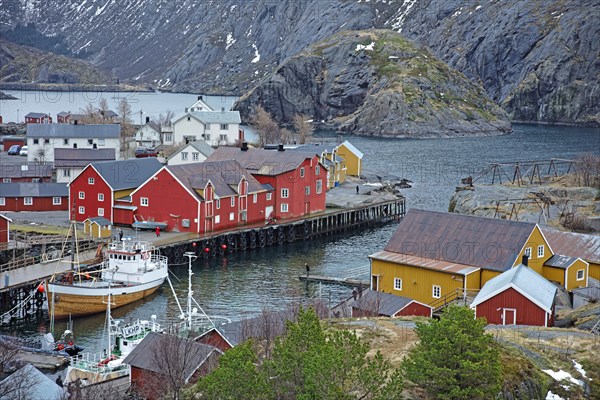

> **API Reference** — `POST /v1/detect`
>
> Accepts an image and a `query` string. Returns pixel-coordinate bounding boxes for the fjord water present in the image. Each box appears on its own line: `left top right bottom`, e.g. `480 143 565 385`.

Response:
2 91 599 352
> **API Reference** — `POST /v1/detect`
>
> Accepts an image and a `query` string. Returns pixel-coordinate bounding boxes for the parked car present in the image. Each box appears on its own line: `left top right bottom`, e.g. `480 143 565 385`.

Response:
7 145 21 155
135 147 158 158
19 146 28 156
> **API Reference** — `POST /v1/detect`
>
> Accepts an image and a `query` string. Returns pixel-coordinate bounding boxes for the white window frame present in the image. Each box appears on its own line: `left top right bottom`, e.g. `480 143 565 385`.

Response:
394 278 402 291
98 193 104 202
181 152 188 161
281 203 289 213
165 133 173 142
63 169 70 177
2 178 11 183
192 152 199 161
316 179 322 194
229 212 235 221
88 177 95 185
215 215 221 224
98 139 105 146
300 167 305 177
576 269 585 281
52 197 62 205
140 197 149 207
524 247 531 258
537 245 544 258
220 124 229 130
98 208 104 217
281 188 289 199
78 206 85 214
316 165 320 175
432 285 441 299
266 193 272 201
0 197 5 206
253 193 257 203
79 191 85 200
305 186 310 195
24 197 33 206
216 199 221 209
230 197 235 207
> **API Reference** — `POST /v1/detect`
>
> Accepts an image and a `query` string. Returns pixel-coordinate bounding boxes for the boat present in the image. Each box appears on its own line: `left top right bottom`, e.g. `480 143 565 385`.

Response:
132 214 168 230
47 232 168 319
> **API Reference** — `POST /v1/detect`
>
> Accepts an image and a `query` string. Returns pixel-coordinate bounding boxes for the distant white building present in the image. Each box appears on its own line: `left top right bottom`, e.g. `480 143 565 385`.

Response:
135 120 162 148
26 124 121 163
171 110 242 147
167 140 215 166
188 96 215 112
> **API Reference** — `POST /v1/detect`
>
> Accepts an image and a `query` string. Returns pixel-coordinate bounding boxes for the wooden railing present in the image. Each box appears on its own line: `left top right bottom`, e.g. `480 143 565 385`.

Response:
429 288 480 313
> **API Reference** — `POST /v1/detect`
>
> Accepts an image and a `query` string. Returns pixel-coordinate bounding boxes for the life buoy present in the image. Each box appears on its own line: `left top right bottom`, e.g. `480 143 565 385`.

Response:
56 343 65 351
142 253 150 260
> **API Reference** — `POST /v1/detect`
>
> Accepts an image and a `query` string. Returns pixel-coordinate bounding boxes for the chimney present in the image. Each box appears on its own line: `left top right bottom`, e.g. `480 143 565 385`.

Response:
278 144 284 152
145 116 150 123
221 107 225 112
241 141 248 151
185 107 188 113
522 254 529 266
198 95 203 100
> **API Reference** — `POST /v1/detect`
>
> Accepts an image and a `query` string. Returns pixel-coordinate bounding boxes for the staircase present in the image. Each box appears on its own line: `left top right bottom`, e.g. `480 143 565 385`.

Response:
429 288 480 315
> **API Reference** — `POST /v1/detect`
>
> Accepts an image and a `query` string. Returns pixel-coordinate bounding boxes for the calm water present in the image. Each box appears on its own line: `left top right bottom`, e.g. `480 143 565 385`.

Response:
1 90 599 352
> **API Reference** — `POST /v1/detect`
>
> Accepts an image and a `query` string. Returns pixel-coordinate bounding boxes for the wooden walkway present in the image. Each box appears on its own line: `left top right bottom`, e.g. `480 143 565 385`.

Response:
298 274 369 288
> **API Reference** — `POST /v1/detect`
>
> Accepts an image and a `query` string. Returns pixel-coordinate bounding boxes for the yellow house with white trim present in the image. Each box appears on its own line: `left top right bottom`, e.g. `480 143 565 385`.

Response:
336 141 363 177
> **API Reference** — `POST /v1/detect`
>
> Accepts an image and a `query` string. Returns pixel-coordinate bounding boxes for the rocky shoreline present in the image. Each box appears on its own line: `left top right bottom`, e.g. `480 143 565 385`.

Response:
0 90 17 100
0 83 153 93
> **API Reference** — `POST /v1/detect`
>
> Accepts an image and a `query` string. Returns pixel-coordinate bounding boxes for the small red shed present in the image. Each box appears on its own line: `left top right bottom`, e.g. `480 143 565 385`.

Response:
471 264 557 327
348 289 433 318
24 112 52 124
0 214 11 246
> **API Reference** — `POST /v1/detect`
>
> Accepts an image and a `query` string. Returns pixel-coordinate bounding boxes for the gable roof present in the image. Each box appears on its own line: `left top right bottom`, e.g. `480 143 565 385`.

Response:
123 332 218 381
167 141 214 163
471 264 557 313
384 209 537 272
0 183 67 197
541 228 600 264
207 147 315 176
24 112 50 119
338 140 363 159
84 216 111 226
167 160 264 199
0 163 53 179
347 289 430 316
27 123 120 138
91 158 163 191
0 363 64 400
54 148 115 168
57 111 71 117
287 144 337 156
544 254 580 269
189 97 214 111
172 110 241 126
206 311 292 347
0 214 11 223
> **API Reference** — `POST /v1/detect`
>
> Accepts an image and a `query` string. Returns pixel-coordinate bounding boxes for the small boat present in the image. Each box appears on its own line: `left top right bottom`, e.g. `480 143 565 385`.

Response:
47 225 168 319
131 220 168 230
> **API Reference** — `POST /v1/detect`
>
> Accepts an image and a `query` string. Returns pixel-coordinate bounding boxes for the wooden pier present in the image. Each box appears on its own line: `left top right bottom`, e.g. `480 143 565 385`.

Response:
298 275 369 288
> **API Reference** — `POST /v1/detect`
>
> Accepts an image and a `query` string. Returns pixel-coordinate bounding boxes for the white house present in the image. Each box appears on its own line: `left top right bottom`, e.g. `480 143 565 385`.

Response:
54 148 116 183
135 120 162 148
26 124 121 163
171 110 242 147
166 140 215 166
188 96 215 112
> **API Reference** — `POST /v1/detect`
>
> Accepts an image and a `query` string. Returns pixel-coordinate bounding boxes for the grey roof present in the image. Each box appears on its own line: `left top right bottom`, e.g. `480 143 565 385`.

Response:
25 112 50 119
144 121 161 132
123 332 217 381
541 227 600 264
207 147 315 176
27 123 120 138
0 183 67 197
287 144 337 155
91 158 163 191
69 114 87 120
544 254 579 269
189 140 215 156
167 160 264 199
207 311 292 347
571 287 600 301
54 148 115 168
85 216 111 226
100 110 118 117
384 209 537 272
471 264 557 313
339 140 364 158
0 163 52 179
0 363 64 400
57 111 71 117
173 110 241 125
347 289 428 316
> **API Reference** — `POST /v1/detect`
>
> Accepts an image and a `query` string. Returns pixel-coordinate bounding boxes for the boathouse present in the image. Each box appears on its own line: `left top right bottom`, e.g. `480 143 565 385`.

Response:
541 227 600 281
347 289 433 318
336 140 363 177
369 209 589 307
68 158 163 224
57 111 71 123
471 261 557 327
83 217 112 239
130 160 273 233
0 183 68 212
288 143 346 188
207 145 327 219
0 214 10 247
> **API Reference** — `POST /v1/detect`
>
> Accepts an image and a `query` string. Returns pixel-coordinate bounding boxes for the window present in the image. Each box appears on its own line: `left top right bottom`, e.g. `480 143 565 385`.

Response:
63 169 70 177
33 139 39 144
78 191 85 199
192 152 199 161
202 134 211 141
316 165 320 175
140 197 149 207
576 270 585 281
216 199 221 209
32 178 40 183
78 206 85 214
63 138 69 145
44 139 50 144
229 212 234 221
432 285 441 299
2 178 10 183
24 197 33 206
215 215 220 224
281 203 289 212
88 139 93 145
52 197 62 205
300 167 305 177
266 193 272 201
394 278 402 291
98 139 105 146
181 152 188 161
98 193 104 201
73 143 77 149
281 188 289 198
230 197 235 207
305 186 310 195
88 177 95 185
537 245 544 258
0 198 5 206
205 123 211 129
220 124 229 130
98 208 104 217
524 247 531 258
165 133 173 142
316 179 323 194
253 193 257 203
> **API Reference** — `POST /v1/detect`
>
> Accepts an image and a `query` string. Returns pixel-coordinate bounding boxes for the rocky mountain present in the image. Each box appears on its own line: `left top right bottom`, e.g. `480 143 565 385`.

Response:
235 30 511 138
0 0 597 126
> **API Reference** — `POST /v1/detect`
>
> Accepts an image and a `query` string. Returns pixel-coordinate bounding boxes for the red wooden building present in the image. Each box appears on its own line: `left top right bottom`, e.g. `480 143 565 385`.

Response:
348 290 433 318
207 144 327 220
57 111 71 123
1 136 25 151
471 263 557 327
68 158 163 223
0 163 53 183
0 214 11 246
24 112 52 124
129 160 274 233
0 183 68 212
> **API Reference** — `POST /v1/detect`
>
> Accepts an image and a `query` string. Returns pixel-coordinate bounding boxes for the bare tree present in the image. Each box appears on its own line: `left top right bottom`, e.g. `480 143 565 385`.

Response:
575 153 600 188
154 110 175 145
252 106 280 147
279 128 293 145
0 340 45 399
98 98 109 114
293 114 313 145
82 103 102 124
118 99 135 158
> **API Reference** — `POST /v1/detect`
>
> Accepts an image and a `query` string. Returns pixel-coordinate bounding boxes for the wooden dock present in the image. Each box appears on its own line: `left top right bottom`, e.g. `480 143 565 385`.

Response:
299 275 369 288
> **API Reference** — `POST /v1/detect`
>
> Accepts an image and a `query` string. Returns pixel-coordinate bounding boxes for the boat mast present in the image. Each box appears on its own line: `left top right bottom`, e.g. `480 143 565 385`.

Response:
184 252 197 330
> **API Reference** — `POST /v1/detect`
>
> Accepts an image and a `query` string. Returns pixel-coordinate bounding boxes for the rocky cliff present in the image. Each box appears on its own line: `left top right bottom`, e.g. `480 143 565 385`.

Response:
235 30 511 138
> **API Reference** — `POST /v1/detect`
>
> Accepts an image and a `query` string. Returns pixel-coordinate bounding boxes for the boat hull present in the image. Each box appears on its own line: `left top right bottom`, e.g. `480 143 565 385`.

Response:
48 278 165 319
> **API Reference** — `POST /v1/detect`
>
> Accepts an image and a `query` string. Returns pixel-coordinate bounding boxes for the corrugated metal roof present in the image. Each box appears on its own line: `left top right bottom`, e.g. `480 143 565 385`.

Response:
287 144 337 155
370 250 480 275
340 140 363 159
25 112 50 119
92 158 162 191
384 209 536 272
27 123 120 138
189 140 215 156
0 163 52 179
544 254 579 269
54 148 115 167
207 147 314 176
471 264 556 312
172 110 241 125
0 183 67 197
85 217 111 226
347 289 427 316
541 227 600 264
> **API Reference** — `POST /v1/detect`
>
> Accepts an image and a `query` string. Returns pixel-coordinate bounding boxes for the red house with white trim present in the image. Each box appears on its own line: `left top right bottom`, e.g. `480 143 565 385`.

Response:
348 290 433 318
68 158 163 223
206 145 327 220
57 111 71 123
129 160 274 233
24 112 52 124
470 263 557 327
0 214 11 247
0 183 68 212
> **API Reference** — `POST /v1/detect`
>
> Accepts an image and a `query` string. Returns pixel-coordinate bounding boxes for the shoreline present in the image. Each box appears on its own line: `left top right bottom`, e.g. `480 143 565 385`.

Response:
0 83 153 93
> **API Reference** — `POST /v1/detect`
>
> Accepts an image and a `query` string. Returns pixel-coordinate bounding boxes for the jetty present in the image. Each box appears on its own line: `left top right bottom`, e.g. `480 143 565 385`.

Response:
299 275 369 289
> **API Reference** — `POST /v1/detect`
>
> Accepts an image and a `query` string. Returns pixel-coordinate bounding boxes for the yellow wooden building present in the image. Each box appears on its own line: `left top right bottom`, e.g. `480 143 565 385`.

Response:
336 141 363 177
369 209 590 306
83 217 112 239
287 144 346 188
541 228 600 281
